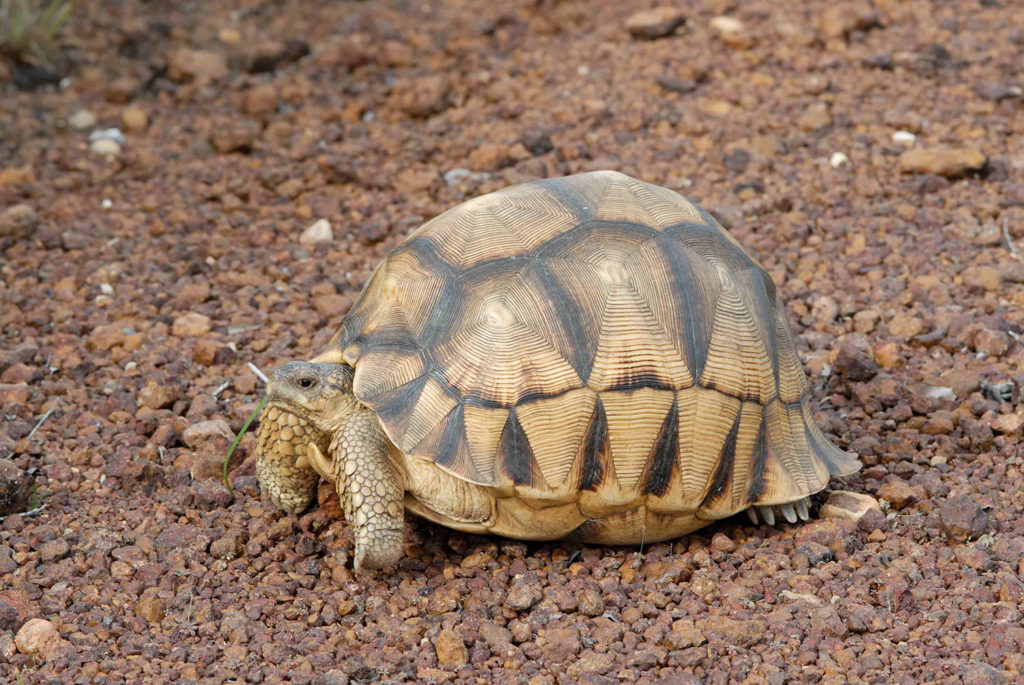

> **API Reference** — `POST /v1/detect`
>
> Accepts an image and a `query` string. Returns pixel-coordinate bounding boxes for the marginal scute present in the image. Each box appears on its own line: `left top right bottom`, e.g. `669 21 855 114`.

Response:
679 386 741 502
514 388 596 494
326 170 857 534
600 388 676 491
462 404 510 483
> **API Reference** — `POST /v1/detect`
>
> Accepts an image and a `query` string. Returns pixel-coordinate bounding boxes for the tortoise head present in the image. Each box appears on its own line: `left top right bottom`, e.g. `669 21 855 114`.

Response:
265 361 358 434
254 362 356 513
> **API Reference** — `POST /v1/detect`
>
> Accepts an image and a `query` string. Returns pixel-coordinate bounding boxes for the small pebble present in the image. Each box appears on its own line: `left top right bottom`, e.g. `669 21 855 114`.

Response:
819 491 881 523
300 218 334 245
122 105 148 131
90 139 122 157
89 127 127 145
626 7 687 40
709 15 744 34
68 109 97 130
828 152 849 168
444 168 472 186
892 130 916 147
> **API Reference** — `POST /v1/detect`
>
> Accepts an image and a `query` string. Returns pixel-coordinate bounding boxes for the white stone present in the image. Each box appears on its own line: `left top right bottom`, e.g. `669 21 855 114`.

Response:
710 15 744 33
892 130 916 147
300 218 333 245
90 139 122 157
68 109 97 130
15 618 62 659
443 168 472 186
828 151 849 168
89 128 126 145
923 385 955 401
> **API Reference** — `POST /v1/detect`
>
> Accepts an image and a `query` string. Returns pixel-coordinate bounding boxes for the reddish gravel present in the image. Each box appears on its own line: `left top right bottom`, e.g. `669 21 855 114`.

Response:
2 0 1024 682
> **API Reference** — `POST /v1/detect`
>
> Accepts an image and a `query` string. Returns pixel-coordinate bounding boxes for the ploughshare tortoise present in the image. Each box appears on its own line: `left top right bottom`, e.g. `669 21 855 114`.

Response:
255 170 860 571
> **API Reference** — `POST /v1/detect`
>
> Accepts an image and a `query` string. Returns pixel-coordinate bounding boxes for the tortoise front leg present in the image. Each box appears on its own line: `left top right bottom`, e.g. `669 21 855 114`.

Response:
255 405 321 514
322 408 406 571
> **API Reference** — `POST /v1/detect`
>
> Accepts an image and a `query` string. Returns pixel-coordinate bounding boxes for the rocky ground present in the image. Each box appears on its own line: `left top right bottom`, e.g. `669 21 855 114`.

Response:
2 0 1023 682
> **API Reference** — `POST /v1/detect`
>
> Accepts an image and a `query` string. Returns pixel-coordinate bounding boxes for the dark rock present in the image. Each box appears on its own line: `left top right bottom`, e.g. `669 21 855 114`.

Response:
961 662 1007 685
723 149 751 174
506 575 542 611
0 459 33 516
520 130 554 156
0 204 39 239
835 334 878 381
656 76 698 94
939 495 989 542
795 542 834 565
248 39 310 73
626 8 686 40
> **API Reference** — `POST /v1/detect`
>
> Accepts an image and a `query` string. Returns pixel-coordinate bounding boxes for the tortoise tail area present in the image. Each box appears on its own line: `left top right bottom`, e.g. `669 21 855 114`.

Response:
747 399 861 507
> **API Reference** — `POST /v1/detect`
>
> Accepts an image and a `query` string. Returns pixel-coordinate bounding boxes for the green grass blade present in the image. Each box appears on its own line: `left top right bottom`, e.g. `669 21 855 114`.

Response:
10 0 29 44
223 395 267 495
42 2 71 41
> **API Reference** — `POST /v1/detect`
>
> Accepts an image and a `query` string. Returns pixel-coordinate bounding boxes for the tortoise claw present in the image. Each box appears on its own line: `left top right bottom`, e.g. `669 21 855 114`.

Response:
779 502 798 523
757 506 775 526
796 497 810 521
746 507 759 525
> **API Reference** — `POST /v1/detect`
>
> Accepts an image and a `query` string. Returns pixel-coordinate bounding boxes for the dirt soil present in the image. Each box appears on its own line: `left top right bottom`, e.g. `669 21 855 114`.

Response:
2 0 1024 682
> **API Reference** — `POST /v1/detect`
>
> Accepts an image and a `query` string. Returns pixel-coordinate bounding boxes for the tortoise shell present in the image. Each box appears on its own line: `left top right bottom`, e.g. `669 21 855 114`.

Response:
322 171 858 521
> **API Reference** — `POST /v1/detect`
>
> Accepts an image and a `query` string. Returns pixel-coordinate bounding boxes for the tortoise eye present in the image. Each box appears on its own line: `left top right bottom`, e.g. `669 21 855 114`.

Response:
297 377 316 389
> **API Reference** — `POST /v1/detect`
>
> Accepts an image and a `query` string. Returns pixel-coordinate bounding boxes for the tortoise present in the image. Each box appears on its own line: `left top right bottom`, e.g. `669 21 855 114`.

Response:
255 170 860 571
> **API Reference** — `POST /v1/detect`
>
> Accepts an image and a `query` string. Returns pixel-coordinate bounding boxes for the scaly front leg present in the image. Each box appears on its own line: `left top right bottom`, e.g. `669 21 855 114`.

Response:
255 405 323 514
311 408 406 571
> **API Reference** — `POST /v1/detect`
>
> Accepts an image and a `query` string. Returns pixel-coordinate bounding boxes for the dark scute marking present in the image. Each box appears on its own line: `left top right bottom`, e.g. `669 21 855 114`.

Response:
565 518 603 542
529 259 594 381
334 291 372 351
535 219 658 261
462 385 574 410
656 232 717 381
644 398 679 496
733 266 776 358
415 271 463 349
802 407 859 477
698 379 766 404
532 177 597 223
760 269 778 311
399 236 458 277
448 373 802 411
579 397 608 491
605 372 675 393
701 409 741 506
666 220 756 274
757 268 782 383
450 219 658 282
497 410 536 486
433 403 465 470
746 409 768 502
351 325 421 355
369 374 428 428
